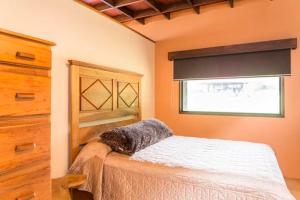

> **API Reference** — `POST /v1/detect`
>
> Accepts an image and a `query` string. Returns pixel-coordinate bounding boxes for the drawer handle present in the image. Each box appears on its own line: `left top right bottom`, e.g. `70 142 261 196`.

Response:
16 192 36 200
15 93 35 101
16 52 36 61
15 143 36 153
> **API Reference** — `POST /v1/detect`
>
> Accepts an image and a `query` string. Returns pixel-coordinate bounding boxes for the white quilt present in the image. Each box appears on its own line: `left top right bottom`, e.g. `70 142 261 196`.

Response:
131 136 295 200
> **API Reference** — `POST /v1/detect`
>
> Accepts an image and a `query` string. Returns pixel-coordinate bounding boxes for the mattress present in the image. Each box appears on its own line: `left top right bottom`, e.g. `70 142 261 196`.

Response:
70 136 295 200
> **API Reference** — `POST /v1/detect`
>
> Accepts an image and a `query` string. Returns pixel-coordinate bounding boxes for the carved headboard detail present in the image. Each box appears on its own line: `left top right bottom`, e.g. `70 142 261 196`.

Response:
69 60 143 163
80 77 113 111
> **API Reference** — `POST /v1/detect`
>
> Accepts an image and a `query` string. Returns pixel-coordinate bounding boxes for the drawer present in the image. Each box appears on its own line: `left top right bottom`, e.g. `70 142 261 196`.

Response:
0 71 50 117
0 34 51 69
0 123 50 174
0 162 50 200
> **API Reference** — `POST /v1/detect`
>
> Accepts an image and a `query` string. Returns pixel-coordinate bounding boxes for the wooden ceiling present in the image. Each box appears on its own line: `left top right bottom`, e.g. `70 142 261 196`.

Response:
78 0 235 25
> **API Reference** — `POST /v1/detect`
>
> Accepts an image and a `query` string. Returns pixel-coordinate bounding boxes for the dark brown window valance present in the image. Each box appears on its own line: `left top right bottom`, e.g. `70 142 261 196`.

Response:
169 38 297 80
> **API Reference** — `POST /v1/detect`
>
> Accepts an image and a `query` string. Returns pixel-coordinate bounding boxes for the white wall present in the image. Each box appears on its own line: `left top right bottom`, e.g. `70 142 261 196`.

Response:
0 0 155 178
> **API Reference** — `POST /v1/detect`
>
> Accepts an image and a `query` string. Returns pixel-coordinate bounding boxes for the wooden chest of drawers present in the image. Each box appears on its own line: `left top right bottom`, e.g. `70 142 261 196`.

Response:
0 70 51 117
0 28 55 200
0 30 52 69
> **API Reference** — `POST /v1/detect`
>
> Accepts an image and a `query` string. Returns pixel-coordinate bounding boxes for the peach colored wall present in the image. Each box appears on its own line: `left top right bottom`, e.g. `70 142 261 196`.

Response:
0 0 154 178
154 0 300 179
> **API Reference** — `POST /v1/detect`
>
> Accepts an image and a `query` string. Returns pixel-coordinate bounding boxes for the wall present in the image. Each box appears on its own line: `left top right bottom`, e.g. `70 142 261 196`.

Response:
154 0 300 179
0 0 155 178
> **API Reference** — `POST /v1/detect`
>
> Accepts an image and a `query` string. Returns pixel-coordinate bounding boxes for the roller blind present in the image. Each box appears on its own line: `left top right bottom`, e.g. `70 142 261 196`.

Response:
169 39 297 80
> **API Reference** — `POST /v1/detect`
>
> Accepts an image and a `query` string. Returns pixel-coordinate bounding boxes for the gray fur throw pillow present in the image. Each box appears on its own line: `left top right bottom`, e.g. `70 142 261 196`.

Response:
101 119 173 155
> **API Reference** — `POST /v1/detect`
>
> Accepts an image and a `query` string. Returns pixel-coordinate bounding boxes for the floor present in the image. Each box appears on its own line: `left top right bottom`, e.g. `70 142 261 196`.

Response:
286 178 300 200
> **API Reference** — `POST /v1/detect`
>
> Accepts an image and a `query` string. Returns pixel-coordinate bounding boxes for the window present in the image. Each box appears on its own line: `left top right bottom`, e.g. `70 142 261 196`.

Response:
180 77 283 117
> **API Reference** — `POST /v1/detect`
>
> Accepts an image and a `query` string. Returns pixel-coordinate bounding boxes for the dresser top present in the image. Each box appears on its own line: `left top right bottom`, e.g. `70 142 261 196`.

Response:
0 28 56 46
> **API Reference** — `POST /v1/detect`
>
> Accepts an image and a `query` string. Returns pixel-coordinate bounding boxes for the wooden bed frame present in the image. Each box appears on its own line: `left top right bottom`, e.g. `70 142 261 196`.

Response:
69 60 143 163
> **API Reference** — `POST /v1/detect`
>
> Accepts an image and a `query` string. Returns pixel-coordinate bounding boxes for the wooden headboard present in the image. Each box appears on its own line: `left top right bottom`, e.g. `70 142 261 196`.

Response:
69 60 143 163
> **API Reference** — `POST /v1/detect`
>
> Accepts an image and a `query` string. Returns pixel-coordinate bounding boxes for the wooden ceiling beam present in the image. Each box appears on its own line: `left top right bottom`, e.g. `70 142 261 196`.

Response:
134 8 159 19
161 0 228 13
101 0 145 24
119 7 146 24
108 0 233 24
185 0 200 14
95 0 144 12
161 2 191 13
116 16 145 24
193 0 226 6
119 7 134 17
194 6 200 14
114 0 143 7
114 14 131 22
94 3 111 12
229 0 234 8
122 0 225 22
164 12 171 20
101 0 115 7
136 18 145 24
144 0 170 20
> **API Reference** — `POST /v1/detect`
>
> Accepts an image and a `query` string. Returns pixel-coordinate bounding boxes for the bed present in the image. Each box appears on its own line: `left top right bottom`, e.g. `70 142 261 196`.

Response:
68 60 295 200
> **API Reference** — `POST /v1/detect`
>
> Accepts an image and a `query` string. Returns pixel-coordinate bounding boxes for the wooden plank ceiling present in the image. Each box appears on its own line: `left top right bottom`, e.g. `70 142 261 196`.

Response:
78 0 236 25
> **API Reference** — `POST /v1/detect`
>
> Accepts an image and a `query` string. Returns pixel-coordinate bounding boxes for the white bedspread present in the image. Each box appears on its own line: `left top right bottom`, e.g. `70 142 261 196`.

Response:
131 136 295 200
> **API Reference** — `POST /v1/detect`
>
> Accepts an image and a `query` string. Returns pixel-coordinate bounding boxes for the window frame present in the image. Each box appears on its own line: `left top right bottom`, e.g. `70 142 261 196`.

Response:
179 77 285 118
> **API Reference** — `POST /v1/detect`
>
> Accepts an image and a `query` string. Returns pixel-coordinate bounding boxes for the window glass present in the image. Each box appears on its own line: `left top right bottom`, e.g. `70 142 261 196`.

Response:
181 77 282 116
